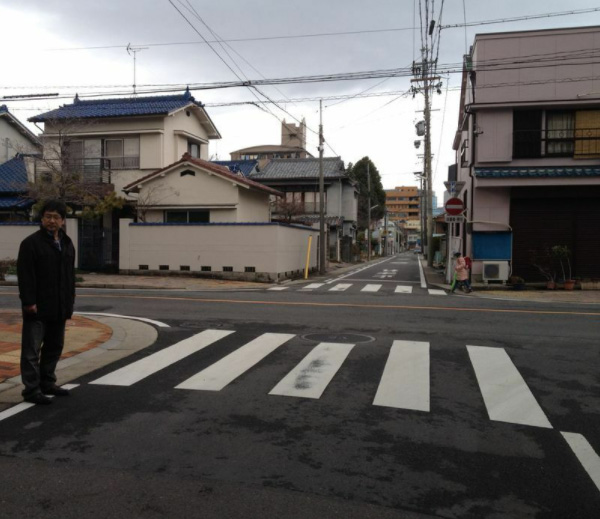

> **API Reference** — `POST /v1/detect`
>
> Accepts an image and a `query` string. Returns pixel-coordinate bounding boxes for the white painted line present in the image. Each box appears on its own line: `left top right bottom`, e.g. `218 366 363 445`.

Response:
467 346 552 428
302 283 325 290
361 284 382 292
269 342 354 399
0 402 35 422
323 257 392 284
329 283 352 292
428 289 447 296
268 286 288 291
75 312 170 328
61 383 80 390
175 333 295 391
561 432 600 493
417 257 427 289
373 340 430 411
394 285 413 294
90 329 233 386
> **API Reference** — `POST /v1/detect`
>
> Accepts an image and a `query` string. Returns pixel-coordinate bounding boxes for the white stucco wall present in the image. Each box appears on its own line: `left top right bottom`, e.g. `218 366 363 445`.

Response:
0 224 38 259
1 120 38 162
119 220 318 280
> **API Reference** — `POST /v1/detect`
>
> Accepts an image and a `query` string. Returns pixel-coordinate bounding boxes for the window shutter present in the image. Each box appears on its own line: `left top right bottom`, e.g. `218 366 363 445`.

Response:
575 110 600 159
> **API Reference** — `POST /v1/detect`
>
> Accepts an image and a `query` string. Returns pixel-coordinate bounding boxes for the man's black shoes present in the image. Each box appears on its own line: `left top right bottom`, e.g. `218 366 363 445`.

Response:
42 385 70 397
24 393 53 405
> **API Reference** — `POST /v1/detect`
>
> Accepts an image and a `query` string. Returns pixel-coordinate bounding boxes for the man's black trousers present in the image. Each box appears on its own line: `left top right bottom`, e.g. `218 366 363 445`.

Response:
20 317 66 397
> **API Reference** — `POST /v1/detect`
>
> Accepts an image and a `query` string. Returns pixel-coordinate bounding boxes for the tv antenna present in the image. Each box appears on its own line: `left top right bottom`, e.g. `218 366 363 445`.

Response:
126 43 148 95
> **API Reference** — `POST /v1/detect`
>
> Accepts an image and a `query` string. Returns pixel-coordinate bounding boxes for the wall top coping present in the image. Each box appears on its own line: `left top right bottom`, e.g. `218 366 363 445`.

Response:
129 221 316 231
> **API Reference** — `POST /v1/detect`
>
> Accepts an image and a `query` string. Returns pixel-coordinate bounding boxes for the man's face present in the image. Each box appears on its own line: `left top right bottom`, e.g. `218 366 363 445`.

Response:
41 211 64 234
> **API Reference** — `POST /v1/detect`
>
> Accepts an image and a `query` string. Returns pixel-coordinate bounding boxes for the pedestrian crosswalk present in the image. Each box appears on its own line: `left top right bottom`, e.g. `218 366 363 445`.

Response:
88 328 555 431
269 282 445 295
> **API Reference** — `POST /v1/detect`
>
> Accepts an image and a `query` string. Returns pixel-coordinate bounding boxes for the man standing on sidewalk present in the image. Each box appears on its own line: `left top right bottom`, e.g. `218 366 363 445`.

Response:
17 200 76 405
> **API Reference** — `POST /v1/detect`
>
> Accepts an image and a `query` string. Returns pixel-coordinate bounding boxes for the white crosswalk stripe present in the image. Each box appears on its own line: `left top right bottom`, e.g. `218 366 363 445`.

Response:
361 284 382 292
467 345 552 429
90 329 234 386
373 340 430 411
175 333 294 391
428 289 447 296
329 283 352 291
394 285 413 294
302 283 325 290
269 342 354 399
268 286 288 291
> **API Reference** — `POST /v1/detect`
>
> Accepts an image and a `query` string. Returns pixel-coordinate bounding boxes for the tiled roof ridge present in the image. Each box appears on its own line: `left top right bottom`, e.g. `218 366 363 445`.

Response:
123 153 282 196
67 91 201 107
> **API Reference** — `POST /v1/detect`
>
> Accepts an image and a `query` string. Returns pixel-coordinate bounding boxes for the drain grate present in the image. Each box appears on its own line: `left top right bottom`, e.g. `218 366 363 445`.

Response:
301 333 374 344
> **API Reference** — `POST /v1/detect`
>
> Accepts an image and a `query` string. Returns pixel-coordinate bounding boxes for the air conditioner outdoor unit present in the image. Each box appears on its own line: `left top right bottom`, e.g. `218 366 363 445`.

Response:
482 261 510 283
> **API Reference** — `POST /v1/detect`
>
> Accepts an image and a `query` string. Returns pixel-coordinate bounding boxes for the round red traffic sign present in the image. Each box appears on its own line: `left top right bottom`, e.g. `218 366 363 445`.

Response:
445 197 464 215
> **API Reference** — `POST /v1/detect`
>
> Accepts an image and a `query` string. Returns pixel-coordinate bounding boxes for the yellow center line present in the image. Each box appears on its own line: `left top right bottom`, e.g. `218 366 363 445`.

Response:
80 293 600 317
1 291 599 317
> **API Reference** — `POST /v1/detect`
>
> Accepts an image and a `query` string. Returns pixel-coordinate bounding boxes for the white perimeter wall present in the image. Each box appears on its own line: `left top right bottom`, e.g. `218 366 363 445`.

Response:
120 220 318 281
0 219 79 267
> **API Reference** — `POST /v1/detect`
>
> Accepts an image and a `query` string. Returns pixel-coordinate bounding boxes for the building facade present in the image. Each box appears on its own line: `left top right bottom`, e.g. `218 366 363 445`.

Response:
230 120 313 169
451 25 600 282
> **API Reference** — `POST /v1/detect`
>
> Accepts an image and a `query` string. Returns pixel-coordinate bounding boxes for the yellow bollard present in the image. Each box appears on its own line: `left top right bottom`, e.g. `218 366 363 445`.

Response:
304 235 313 279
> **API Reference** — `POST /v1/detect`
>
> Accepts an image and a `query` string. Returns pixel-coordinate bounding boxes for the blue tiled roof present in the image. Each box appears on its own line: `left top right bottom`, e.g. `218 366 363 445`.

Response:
0 196 32 209
252 158 346 180
0 156 28 193
475 166 600 178
212 160 259 177
29 90 203 122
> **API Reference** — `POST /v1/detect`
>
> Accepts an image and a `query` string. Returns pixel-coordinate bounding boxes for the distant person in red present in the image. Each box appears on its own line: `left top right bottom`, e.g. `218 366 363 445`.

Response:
451 251 472 293
17 200 76 405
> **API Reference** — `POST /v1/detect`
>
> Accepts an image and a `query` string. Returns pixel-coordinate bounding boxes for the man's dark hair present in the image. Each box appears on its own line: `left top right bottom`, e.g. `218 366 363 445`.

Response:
39 199 67 219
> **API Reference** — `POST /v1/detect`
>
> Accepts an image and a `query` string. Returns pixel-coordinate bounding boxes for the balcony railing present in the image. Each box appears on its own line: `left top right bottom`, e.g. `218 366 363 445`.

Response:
36 158 112 184
513 128 600 159
104 156 140 170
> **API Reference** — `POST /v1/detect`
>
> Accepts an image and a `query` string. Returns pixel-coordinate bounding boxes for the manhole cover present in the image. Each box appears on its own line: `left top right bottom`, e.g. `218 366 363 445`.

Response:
301 333 375 344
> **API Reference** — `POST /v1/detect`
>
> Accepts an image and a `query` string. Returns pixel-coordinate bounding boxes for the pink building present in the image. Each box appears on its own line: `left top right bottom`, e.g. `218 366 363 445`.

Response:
451 25 600 283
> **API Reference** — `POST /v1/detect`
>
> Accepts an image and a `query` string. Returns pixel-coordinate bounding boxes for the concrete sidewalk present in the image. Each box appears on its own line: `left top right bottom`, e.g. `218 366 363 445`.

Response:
420 257 600 304
0 310 157 409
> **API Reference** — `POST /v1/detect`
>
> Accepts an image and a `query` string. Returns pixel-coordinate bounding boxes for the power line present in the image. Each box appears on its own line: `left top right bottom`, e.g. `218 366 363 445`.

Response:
440 7 600 29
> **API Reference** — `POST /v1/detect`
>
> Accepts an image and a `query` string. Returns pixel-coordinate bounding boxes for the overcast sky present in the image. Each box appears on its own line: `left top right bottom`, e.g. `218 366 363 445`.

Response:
2 0 600 201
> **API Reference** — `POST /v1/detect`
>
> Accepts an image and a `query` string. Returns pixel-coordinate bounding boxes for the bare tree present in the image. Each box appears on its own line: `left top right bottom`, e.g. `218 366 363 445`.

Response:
272 195 305 223
130 183 180 222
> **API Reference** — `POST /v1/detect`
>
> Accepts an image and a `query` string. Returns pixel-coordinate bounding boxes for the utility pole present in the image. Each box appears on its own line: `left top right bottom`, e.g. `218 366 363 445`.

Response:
367 162 371 262
383 208 388 256
423 59 434 267
318 100 326 275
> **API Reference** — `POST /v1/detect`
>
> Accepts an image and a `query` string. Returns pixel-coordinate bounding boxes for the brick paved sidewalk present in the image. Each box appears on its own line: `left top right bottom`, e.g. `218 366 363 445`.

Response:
0 310 112 385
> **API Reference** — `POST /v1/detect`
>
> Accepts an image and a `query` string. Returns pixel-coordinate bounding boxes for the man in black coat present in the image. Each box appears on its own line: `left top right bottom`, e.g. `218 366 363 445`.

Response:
17 199 76 405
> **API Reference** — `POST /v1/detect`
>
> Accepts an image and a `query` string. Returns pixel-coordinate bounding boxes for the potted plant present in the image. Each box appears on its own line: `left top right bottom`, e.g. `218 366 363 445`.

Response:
530 247 556 289
0 258 17 282
551 245 575 290
509 275 526 290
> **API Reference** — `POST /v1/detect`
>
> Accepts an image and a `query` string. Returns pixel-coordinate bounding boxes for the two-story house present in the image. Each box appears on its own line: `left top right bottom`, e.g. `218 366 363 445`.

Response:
28 89 221 269
0 105 41 163
250 157 358 261
451 25 600 282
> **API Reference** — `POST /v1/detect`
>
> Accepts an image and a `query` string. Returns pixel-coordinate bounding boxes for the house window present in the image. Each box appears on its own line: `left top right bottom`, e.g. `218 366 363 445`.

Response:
460 140 469 166
546 111 574 156
188 142 200 158
574 110 600 158
165 210 209 223
104 137 140 169
513 110 542 158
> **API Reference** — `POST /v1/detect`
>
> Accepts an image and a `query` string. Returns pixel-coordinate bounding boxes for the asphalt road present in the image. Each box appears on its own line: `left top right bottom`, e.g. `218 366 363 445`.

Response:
0 252 598 518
